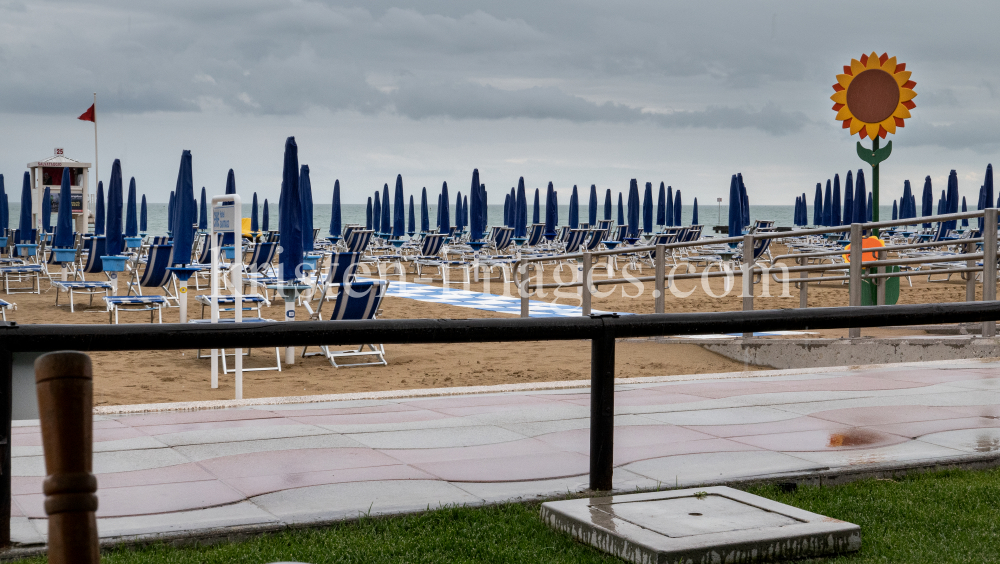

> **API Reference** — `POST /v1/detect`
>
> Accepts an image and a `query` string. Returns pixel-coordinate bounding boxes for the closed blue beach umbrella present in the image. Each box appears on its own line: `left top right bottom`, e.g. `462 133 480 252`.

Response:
843 172 854 224
251 192 259 234
642 182 653 234
419 187 429 233
738 175 749 227
666 186 674 227
604 189 612 221
656 182 665 227
468 170 481 240
41 187 52 233
945 170 959 232
381 184 391 236
0 175 5 233
921 176 933 228
627 179 640 238
727 175 741 241
831 175 841 227
984 165 995 230
140 195 147 233
18 172 31 242
551 190 558 227
813 183 822 226
106 159 124 256
366 197 372 230
328 181 341 237
125 178 138 238
867 192 873 222
393 174 405 238
569 185 580 229
531 188 542 223
439 182 451 233
263 199 270 232
823 180 832 226
544 182 557 240
962 196 968 227
54 169 74 248
674 190 682 226
515 178 527 237
436 194 441 227
589 185 598 226
223 170 237 245
892 201 898 220
508 187 516 228
408 195 415 235
503 195 510 227
455 191 463 232
278 137 303 281
853 170 867 224
373 191 381 234
617 192 625 226
463 196 469 229
692 198 698 225
480 184 488 231
198 187 208 230
169 153 194 265
167 191 174 234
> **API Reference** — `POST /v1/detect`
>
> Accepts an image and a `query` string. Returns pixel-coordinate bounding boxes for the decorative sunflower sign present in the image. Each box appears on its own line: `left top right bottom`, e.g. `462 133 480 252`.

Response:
831 52 916 227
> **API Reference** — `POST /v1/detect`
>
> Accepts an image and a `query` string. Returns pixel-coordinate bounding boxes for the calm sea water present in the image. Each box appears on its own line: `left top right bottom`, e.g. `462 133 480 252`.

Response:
7 203 898 236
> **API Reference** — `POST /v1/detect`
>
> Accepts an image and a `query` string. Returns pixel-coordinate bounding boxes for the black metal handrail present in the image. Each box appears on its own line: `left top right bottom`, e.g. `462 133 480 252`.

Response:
1 301 999 547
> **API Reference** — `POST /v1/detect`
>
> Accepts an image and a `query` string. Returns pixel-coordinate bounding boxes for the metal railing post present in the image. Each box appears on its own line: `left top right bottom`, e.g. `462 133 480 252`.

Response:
876 249 886 306
798 256 808 309
966 239 977 303
654 244 665 314
742 233 754 338
984 209 997 337
849 223 863 338
0 349 9 547
590 320 615 491
34 352 99 563
519 262 530 318
581 251 592 316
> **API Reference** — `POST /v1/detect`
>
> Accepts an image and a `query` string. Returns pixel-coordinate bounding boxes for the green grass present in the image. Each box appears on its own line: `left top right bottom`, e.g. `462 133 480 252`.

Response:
19 468 1000 563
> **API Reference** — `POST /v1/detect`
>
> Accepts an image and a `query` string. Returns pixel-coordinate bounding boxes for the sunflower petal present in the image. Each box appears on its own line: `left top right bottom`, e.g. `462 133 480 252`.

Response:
831 90 847 104
894 70 912 85
882 55 895 69
900 89 917 102
836 74 853 89
893 105 911 119
865 122 880 139
881 116 896 134
850 119 865 135
851 59 866 75
835 107 854 120
866 52 881 69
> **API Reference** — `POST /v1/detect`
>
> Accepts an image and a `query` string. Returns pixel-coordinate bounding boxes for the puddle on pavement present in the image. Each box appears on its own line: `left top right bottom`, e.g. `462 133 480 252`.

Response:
974 434 1000 453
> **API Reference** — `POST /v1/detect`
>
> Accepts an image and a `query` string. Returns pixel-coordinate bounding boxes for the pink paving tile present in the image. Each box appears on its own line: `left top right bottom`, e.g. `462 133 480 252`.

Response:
118 409 281 428
875 369 997 385
137 417 305 436
270 404 421 417
227 464 436 497
870 417 1000 439
684 416 850 439
9 499 22 517
198 448 400 479
10 477 42 496
809 406 967 426
12 426 148 447
557 392 708 407
657 376 926 399
97 463 217 489
730 428 909 452
534 425 716 454
615 438 761 466
10 427 40 436
402 395 563 410
287 410 450 427
381 438 560 465
15 480 246 518
938 405 1000 419
414 451 589 482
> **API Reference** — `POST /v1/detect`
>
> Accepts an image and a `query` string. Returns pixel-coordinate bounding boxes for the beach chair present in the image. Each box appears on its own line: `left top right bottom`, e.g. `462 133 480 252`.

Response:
301 280 389 368
0 262 43 294
0 299 15 321
53 237 115 312
563 229 588 254
305 251 361 319
192 317 282 372
239 241 279 298
103 244 175 323
414 234 467 284
525 224 545 247
491 227 514 253
344 229 374 254
195 293 271 319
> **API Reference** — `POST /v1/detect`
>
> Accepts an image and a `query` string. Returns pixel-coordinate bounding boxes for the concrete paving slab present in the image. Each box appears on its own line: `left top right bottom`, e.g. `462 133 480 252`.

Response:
916 428 1000 454
152 423 333 447
174 434 364 462
541 487 860 563
345 425 527 450
95 501 278 539
640 406 801 426
251 480 483 523
787 440 968 468
623 451 822 488
9 516 44 546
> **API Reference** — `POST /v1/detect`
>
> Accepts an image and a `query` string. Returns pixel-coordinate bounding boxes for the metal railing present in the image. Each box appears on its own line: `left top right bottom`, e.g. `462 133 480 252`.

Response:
512 209 1000 336
3 300 1000 546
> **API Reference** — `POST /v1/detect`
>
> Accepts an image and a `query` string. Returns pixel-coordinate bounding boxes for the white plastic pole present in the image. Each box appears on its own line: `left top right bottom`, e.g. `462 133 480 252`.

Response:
210 224 220 389
178 279 189 324
231 195 243 400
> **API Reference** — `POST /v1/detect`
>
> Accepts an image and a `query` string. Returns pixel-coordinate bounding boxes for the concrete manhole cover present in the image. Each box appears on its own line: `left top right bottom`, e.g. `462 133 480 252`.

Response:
541 486 860 563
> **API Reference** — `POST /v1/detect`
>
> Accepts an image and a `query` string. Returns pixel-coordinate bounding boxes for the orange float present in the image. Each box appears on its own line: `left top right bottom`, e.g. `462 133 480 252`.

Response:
842 236 885 263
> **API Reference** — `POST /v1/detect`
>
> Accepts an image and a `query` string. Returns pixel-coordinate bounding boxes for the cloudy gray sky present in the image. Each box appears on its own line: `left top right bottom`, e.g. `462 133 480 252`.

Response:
1 0 998 205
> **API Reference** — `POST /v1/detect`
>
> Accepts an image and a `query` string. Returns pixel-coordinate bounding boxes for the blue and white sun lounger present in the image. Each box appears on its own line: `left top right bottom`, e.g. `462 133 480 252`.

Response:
103 244 175 323
191 317 283 373
305 251 361 319
0 299 15 321
0 264 43 294
53 236 114 312
302 279 389 368
195 293 270 319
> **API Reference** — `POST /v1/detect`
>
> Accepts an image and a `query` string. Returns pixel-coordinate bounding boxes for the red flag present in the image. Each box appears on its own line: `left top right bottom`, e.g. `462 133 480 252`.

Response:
78 104 95 122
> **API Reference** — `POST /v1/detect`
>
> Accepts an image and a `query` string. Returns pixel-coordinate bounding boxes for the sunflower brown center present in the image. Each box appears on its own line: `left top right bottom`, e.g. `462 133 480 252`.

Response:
846 69 900 124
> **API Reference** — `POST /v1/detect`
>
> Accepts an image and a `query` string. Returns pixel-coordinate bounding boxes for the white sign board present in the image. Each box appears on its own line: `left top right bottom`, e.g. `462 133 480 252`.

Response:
213 205 235 232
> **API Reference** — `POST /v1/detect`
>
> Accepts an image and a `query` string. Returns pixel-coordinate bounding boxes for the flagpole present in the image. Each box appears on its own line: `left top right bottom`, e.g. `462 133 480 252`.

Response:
93 92 98 187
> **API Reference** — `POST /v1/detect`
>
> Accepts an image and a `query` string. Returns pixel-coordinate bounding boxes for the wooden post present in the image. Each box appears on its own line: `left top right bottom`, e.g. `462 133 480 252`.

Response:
35 352 99 564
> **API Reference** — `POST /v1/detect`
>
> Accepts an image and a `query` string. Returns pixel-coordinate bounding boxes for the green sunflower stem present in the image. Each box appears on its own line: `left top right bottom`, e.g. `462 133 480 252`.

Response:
856 136 892 237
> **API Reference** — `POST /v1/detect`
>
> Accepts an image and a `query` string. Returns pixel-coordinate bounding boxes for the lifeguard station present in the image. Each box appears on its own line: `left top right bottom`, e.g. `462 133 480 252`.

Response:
27 149 92 233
